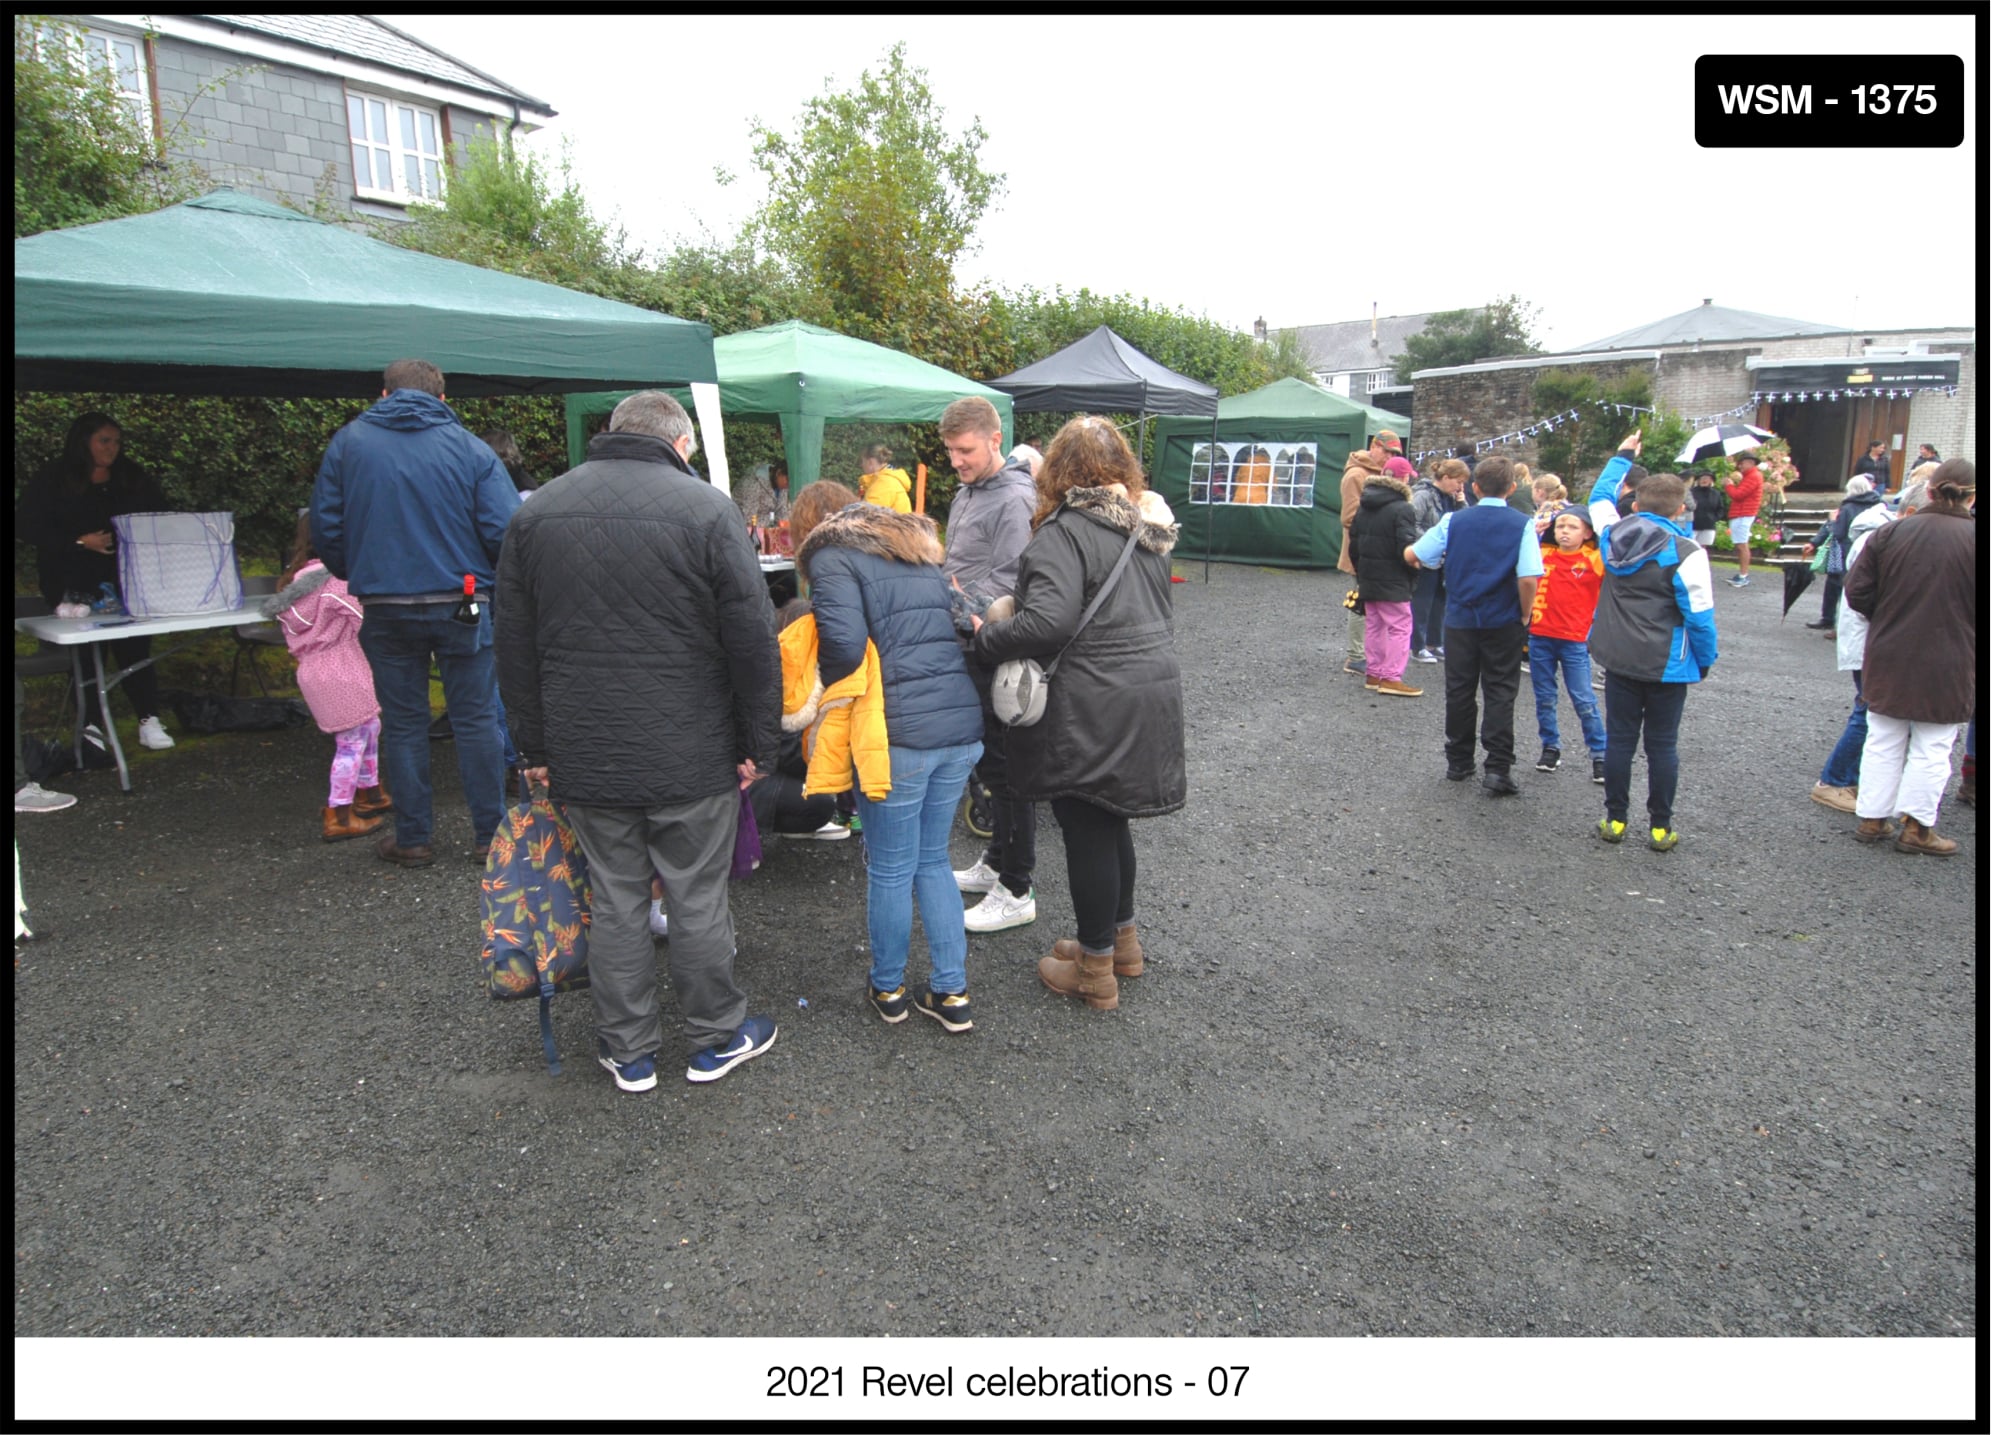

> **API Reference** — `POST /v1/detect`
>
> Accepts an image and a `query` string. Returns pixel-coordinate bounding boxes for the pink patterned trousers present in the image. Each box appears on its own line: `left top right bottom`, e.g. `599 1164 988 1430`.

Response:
329 717 381 807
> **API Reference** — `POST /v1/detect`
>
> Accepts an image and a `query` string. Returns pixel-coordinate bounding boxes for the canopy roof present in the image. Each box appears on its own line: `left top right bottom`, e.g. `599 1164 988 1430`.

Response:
1213 377 1410 435
1569 301 1844 353
14 190 717 397
985 325 1217 416
564 320 1011 485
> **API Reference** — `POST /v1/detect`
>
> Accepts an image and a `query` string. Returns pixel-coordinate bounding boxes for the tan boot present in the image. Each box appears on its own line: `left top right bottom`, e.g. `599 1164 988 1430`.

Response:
1111 925 1144 978
1039 941 1118 1010
1893 816 1959 857
1853 816 1894 844
323 803 384 842
1372 678 1423 697
353 782 392 817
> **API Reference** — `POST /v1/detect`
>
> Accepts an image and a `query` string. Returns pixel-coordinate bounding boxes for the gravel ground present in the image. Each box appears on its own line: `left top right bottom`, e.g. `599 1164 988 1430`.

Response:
13 560 1977 1342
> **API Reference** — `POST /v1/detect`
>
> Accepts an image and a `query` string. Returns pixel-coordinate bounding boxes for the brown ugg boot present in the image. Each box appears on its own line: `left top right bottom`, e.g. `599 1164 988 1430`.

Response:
323 803 384 842
1053 932 1144 980
1039 942 1118 1010
1853 816 1894 844
1893 816 1959 857
353 783 392 817
1111 924 1144 978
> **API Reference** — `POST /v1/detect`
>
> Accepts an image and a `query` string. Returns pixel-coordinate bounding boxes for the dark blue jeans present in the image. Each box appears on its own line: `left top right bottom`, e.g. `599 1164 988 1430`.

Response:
1818 671 1868 788
1529 635 1606 756
1600 672 1688 828
358 602 506 850
1410 568 1447 652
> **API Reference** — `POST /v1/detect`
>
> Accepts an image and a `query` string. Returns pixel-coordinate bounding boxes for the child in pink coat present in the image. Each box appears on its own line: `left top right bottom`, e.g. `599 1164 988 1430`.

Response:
264 516 391 841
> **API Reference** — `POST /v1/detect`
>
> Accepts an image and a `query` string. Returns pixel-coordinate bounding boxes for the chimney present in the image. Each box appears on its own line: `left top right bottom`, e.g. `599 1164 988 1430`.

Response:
1253 316 1267 342
1370 302 1379 347
1702 298 1712 306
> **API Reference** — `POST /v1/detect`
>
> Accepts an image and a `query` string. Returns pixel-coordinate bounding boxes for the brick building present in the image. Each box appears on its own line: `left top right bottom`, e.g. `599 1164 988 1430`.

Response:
1411 301 1974 491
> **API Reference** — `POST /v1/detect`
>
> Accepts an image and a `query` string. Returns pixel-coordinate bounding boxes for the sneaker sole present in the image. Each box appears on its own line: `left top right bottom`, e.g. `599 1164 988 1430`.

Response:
916 1001 973 1033
964 908 1036 933
597 1055 658 1093
686 1028 777 1083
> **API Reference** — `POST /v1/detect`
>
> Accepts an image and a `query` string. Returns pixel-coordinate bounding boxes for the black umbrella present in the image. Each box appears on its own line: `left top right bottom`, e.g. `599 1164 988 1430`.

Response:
1780 561 1817 618
1677 423 1775 464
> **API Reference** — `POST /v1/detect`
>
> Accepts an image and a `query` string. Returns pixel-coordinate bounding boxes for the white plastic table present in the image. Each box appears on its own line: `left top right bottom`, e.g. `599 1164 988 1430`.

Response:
15 606 266 792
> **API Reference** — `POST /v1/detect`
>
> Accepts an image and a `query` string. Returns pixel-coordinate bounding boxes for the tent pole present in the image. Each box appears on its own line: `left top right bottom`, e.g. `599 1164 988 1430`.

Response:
1203 410 1216 583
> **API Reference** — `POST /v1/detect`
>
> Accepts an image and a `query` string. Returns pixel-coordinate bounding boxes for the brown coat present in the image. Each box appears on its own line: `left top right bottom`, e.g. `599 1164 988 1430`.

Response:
1337 448 1384 574
1842 508 1976 724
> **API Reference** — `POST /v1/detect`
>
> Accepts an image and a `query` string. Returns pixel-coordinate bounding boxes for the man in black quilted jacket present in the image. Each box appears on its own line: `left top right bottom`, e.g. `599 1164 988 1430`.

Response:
496 391 782 1093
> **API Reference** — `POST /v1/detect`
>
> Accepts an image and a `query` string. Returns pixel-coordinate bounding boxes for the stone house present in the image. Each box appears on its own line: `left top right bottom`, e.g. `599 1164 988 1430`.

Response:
1278 310 1438 401
1410 301 1973 493
39 14 554 222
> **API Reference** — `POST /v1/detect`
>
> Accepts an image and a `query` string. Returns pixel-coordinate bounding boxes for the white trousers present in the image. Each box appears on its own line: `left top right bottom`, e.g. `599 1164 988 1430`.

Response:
1856 714 1960 826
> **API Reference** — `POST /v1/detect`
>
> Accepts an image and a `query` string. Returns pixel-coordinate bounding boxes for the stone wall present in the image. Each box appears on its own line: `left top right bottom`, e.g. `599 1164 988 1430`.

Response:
156 38 351 214
1412 356 1655 469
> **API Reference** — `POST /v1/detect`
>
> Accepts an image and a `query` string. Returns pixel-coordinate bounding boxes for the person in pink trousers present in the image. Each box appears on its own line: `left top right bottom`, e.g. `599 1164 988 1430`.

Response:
265 515 392 841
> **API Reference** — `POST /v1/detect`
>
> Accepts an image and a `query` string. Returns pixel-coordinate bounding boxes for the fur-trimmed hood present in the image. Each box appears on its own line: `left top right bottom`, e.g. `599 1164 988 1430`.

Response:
796 502 944 577
1057 486 1178 554
262 560 332 617
1361 472 1413 501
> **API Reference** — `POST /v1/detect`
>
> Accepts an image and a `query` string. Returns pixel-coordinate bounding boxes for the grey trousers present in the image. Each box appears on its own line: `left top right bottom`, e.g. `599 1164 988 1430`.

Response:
562 789 747 1063
1346 604 1367 664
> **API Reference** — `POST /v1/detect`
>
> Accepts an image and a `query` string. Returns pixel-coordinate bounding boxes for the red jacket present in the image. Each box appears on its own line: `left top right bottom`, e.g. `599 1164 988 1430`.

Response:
1721 468 1763 518
1530 543 1604 642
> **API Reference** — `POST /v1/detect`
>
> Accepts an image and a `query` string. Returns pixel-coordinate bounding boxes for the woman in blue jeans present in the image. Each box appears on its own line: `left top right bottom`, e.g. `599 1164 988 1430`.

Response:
792 482 986 1032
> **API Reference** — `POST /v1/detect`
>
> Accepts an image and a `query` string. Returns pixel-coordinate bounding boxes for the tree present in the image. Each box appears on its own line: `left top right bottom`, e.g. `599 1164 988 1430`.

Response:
1530 366 1693 491
1394 295 1542 383
746 43 1003 349
14 16 205 237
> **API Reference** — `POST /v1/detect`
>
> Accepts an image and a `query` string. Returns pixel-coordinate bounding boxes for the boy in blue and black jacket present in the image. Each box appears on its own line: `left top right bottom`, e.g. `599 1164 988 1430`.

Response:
1586 432 1719 850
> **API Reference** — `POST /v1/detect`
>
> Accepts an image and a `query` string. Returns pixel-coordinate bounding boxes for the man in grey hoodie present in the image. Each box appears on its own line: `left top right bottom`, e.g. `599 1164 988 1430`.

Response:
939 396 1040 933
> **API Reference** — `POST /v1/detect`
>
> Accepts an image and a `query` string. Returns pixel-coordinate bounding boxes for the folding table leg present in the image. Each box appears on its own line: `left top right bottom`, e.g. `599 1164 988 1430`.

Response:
91 644 133 793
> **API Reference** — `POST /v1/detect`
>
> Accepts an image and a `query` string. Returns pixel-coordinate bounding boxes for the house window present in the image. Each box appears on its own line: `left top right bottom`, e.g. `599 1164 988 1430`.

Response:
1188 441 1320 507
32 21 152 138
347 89 444 203
1365 371 1396 393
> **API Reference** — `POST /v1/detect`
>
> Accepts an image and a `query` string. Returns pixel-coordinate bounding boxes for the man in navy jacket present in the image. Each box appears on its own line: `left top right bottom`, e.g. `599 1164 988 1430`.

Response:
312 358 520 868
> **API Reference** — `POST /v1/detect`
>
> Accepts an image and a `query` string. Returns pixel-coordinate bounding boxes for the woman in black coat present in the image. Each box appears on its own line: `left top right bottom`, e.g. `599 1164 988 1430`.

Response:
15 413 175 750
970 416 1185 1012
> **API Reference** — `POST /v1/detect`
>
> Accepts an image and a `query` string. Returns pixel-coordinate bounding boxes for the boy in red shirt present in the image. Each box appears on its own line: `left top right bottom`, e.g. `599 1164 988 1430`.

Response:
1529 505 1607 780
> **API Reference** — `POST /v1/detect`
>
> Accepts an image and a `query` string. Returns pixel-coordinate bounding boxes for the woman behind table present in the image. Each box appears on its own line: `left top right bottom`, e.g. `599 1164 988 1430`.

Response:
265 513 392 843
1844 458 1977 856
792 481 984 1031
970 415 1186 1012
16 413 176 752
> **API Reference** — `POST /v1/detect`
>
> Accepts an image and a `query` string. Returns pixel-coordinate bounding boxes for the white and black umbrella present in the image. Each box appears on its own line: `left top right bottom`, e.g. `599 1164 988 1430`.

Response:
1677 423 1775 464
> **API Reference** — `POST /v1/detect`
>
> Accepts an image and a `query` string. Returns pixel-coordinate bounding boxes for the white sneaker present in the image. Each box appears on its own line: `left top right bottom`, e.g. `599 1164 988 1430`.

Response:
648 899 669 938
137 716 175 750
1414 648 1439 664
15 782 78 814
781 820 850 841
954 857 1001 894
82 723 107 751
964 884 1035 932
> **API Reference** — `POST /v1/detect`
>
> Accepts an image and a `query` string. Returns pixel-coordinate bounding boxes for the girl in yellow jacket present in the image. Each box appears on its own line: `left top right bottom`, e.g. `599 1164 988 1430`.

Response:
858 443 914 513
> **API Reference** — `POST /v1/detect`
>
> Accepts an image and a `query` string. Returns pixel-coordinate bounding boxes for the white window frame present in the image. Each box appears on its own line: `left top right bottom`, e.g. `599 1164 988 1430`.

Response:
1188 440 1321 508
1366 370 1396 393
33 20 153 140
346 86 445 205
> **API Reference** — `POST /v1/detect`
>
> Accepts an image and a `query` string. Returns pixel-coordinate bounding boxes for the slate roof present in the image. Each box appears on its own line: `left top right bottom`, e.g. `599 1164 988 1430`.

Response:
1279 313 1437 375
1568 301 1843 352
196 15 555 115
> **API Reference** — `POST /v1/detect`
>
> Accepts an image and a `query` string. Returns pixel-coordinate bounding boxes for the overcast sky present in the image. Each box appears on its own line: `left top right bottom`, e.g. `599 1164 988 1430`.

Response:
396 12 1978 351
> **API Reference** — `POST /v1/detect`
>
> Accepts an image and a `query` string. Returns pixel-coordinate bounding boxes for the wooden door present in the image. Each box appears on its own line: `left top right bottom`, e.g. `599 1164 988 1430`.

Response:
1845 395 1912 491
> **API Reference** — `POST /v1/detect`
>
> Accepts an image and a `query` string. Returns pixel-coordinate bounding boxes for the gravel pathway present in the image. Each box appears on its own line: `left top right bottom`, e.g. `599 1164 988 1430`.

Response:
14 561 1975 1340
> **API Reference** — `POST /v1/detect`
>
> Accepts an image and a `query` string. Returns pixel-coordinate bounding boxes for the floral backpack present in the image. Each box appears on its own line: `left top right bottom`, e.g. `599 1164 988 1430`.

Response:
479 793 593 1075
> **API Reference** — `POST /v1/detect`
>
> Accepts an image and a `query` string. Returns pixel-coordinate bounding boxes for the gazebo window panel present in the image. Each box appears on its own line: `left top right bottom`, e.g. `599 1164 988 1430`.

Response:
1188 440 1319 506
